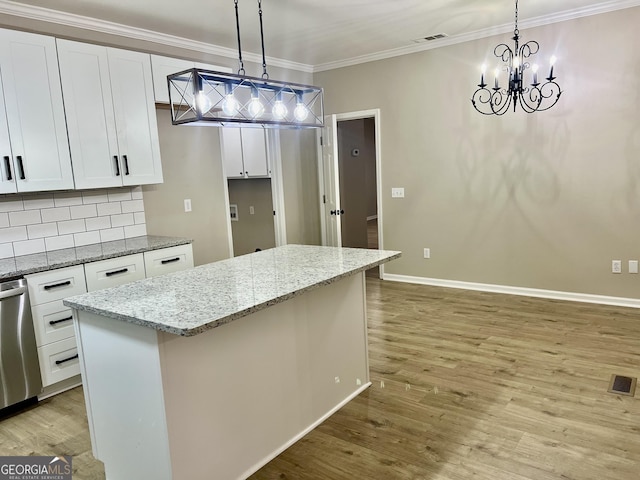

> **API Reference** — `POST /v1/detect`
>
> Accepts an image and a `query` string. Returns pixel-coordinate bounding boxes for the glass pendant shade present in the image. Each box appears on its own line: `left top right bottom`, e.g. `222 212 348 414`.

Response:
168 68 324 128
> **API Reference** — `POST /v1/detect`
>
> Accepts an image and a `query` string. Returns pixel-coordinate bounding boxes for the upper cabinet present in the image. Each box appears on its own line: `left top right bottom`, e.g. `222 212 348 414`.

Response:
0 29 74 193
150 54 231 104
58 40 163 189
221 128 269 179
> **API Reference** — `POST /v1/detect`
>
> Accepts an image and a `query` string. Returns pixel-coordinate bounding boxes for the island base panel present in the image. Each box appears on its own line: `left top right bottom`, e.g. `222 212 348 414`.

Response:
76 272 369 480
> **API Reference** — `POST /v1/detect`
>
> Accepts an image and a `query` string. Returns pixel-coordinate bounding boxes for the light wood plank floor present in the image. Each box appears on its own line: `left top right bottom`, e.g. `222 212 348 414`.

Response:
2 279 640 480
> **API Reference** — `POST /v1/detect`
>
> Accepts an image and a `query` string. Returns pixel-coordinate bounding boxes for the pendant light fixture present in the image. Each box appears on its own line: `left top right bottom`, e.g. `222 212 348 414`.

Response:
168 0 324 128
471 0 562 115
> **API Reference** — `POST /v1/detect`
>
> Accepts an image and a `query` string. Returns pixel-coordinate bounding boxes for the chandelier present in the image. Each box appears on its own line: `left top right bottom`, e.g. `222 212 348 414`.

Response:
168 0 324 128
471 0 562 115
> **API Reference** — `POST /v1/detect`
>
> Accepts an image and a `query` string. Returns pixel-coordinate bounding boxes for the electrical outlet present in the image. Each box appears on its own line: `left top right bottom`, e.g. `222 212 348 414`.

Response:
391 187 405 198
612 260 622 274
423 248 430 259
629 260 639 274
184 199 192 212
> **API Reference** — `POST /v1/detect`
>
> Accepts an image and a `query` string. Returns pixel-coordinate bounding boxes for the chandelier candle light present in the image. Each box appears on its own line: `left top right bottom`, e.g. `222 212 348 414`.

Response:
471 0 562 115
168 0 324 128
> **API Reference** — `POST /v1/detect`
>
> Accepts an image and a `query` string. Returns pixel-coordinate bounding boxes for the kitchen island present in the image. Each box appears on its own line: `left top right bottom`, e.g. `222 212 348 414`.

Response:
64 245 400 480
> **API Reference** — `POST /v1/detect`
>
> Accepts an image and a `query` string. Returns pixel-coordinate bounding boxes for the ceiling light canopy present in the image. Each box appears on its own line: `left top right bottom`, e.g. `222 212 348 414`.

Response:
169 0 324 128
471 0 562 115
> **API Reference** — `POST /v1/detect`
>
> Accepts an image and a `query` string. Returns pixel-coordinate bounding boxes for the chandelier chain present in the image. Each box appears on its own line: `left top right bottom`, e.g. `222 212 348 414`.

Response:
258 0 269 79
514 0 519 36
234 0 245 75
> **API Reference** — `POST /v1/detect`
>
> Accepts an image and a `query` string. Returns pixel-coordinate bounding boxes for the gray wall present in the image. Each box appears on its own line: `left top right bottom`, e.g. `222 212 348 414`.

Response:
280 129 322 246
144 109 230 266
228 178 276 256
315 7 640 298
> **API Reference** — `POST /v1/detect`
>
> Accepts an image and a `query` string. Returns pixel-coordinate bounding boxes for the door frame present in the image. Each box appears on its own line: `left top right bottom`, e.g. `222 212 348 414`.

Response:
317 109 384 276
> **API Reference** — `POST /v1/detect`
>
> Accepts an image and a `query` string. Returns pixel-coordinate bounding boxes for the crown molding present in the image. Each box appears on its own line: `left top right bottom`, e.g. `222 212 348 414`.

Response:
0 0 638 75
313 0 640 72
0 0 315 73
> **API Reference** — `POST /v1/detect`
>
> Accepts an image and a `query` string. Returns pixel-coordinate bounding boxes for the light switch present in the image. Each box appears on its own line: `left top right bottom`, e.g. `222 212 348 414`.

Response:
249 206 255 215
391 187 405 198
630 260 638 274
184 199 192 212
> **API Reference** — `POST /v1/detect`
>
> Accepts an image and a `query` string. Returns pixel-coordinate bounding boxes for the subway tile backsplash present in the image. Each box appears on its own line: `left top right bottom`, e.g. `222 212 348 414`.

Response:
0 187 146 259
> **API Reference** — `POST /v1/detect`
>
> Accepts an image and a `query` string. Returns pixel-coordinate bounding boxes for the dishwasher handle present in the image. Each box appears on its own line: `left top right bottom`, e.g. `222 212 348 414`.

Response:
0 284 27 301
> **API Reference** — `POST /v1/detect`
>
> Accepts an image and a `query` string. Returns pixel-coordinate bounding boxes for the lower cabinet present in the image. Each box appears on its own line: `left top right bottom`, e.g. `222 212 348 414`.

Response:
25 243 194 396
84 253 145 292
26 264 87 390
143 244 194 278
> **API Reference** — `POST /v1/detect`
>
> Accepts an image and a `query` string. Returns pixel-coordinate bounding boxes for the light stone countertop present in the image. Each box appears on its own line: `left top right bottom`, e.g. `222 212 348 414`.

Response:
0 235 192 280
64 244 401 337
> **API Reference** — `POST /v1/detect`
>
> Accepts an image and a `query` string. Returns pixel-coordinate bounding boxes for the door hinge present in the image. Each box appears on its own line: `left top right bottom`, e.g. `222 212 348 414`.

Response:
320 136 323 146
323 194 326 204
273 210 276 216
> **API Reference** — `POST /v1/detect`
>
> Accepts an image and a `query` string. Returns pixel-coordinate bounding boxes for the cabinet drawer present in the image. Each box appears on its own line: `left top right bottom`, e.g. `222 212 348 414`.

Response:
144 244 194 278
32 300 75 346
26 265 87 305
85 253 145 292
38 337 80 387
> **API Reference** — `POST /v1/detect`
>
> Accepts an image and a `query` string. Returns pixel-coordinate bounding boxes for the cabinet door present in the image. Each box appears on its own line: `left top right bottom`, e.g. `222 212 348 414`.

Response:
57 40 122 189
0 29 74 192
108 48 163 186
241 128 269 177
221 128 245 178
150 55 194 104
0 78 16 194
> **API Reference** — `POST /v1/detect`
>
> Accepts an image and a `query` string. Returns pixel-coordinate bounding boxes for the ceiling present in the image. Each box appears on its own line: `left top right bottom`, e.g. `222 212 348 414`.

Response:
2 0 638 70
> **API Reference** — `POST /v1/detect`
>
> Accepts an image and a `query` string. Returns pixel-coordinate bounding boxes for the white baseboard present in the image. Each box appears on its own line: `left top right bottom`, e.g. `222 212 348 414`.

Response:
382 273 640 309
367 215 378 221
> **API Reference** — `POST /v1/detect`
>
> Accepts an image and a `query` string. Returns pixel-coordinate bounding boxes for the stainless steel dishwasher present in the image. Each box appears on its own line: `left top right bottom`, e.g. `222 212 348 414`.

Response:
0 278 42 410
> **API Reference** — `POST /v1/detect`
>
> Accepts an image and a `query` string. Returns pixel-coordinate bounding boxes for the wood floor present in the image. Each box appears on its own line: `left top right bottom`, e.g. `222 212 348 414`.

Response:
3 279 640 479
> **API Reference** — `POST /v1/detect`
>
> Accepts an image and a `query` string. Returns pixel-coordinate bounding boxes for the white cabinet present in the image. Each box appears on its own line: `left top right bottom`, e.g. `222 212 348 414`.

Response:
26 243 193 394
221 128 269 178
57 40 163 189
144 244 194 278
84 254 146 292
0 29 74 193
150 54 231 103
26 265 87 388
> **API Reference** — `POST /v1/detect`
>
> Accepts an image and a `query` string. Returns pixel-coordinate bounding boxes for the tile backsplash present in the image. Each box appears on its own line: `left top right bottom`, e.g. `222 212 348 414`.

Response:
0 186 146 259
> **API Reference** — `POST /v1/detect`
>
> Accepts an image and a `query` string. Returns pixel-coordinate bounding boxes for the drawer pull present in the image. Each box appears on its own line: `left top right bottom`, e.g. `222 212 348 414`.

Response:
4 156 12 181
16 155 25 180
105 268 129 277
55 354 79 365
160 257 181 265
44 280 71 290
49 316 73 326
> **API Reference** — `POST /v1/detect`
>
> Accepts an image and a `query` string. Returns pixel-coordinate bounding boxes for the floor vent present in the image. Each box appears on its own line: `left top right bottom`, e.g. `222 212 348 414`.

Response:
608 374 637 396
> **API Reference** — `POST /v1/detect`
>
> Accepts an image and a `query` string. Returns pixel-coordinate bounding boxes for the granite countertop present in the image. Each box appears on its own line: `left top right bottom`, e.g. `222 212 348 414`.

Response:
0 235 193 280
64 244 401 337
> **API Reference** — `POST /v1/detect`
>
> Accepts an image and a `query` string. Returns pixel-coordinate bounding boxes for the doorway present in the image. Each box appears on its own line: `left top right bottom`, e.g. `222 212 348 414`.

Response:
222 129 286 257
227 178 276 256
318 109 383 275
